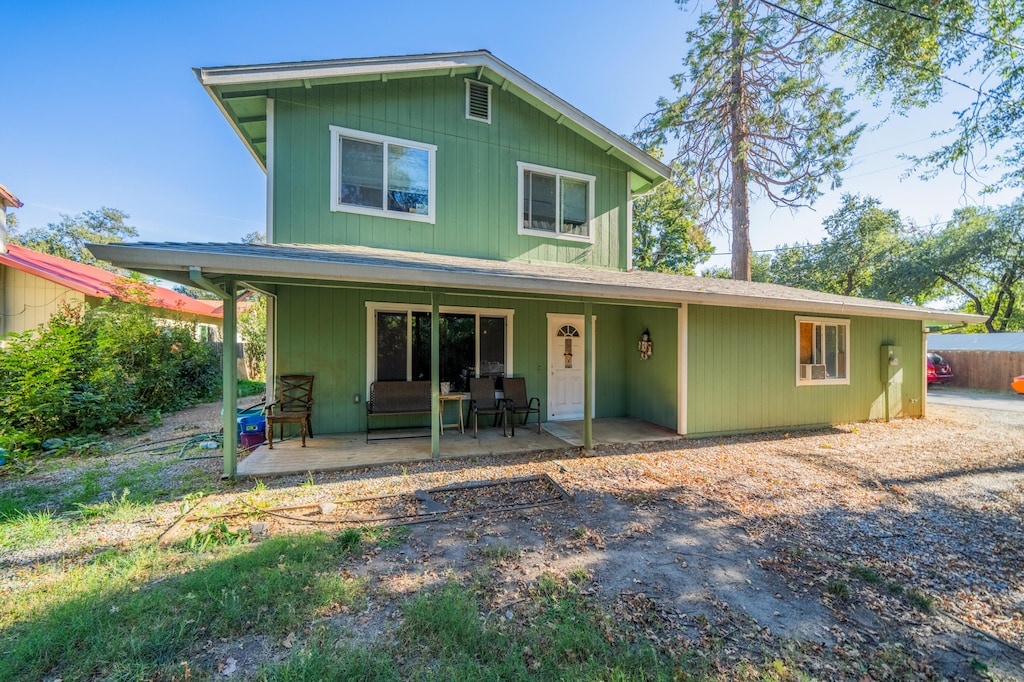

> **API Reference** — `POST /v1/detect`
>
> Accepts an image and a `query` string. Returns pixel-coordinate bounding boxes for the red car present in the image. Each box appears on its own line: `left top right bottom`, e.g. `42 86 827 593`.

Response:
927 352 954 385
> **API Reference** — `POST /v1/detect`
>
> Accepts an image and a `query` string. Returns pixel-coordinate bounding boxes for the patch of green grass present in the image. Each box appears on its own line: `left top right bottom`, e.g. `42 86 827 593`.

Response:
391 579 680 680
360 524 409 548
0 531 371 681
257 627 398 681
0 508 61 551
238 380 266 398
851 564 882 584
825 578 850 599
0 484 58 517
477 542 519 564
906 590 935 613
75 488 147 523
65 468 104 507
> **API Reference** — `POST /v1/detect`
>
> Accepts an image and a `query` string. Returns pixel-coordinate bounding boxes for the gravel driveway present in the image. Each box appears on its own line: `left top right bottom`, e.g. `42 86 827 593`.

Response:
3 393 1024 679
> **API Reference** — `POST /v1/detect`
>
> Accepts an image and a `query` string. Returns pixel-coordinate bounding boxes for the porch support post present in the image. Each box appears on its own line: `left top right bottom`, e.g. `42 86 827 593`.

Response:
583 300 593 450
221 280 238 478
430 293 440 458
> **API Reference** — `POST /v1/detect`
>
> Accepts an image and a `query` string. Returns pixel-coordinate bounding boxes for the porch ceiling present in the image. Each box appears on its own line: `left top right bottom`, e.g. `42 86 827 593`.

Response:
87 241 986 325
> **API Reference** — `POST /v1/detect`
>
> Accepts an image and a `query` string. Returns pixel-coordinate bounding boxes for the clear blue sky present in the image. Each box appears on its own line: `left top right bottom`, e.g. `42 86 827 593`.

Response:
4 0 1015 270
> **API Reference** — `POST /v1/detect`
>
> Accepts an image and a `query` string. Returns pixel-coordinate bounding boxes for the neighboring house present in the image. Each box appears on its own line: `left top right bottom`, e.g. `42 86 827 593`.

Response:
928 333 1024 391
0 242 223 337
89 50 983 477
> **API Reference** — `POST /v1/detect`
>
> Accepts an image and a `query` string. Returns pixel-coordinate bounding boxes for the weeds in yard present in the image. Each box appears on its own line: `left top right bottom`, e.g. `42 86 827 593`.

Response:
477 542 519 565
0 508 60 551
75 488 145 522
825 578 850 599
360 524 409 548
851 564 882 584
185 521 250 551
907 589 935 613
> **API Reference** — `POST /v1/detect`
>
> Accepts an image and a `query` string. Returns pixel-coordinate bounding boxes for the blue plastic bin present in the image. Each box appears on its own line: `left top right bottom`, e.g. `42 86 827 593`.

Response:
237 415 266 444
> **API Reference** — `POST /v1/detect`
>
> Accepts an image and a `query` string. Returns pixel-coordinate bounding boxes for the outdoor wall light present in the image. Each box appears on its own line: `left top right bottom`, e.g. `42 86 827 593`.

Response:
638 329 653 360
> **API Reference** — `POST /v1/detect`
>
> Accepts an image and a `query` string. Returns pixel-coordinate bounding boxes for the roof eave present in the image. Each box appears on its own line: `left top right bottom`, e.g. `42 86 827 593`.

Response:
87 243 984 326
195 51 670 186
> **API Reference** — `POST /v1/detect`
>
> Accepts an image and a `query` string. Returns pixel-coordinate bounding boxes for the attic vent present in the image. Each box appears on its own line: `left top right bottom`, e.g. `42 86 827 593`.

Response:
465 79 492 123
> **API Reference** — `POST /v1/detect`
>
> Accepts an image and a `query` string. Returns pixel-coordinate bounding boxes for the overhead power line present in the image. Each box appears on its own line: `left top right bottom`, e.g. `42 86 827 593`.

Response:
758 0 1004 104
859 0 1024 53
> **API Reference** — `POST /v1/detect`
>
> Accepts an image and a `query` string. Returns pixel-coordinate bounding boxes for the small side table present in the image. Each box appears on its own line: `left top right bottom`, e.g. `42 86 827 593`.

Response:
439 393 466 434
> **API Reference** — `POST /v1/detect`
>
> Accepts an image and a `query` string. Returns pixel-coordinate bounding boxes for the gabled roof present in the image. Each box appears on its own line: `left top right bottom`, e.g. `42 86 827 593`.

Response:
0 243 222 320
88 241 985 325
194 50 671 194
0 183 23 209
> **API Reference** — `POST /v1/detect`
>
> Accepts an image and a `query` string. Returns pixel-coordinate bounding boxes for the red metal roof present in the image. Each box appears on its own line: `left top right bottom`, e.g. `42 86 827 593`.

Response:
0 243 222 319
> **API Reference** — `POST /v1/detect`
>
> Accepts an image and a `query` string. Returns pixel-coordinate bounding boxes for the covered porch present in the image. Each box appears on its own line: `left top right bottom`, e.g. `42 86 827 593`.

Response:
236 418 680 477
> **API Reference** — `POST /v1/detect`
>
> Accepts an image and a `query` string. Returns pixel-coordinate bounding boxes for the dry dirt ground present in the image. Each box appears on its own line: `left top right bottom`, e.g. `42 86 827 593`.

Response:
4 392 1024 679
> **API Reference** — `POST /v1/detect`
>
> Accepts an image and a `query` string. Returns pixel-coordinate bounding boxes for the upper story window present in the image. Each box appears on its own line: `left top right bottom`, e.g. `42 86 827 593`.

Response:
517 162 595 243
329 126 436 224
796 316 850 386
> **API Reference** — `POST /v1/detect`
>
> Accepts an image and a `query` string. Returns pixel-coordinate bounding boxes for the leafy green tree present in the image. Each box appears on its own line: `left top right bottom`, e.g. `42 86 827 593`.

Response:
875 199 1024 331
818 0 1024 189
632 170 712 274
767 194 907 296
643 0 862 281
9 207 137 267
702 252 773 281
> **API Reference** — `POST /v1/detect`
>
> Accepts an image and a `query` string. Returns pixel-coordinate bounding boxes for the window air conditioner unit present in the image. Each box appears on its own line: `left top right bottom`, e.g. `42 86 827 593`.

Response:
800 364 827 380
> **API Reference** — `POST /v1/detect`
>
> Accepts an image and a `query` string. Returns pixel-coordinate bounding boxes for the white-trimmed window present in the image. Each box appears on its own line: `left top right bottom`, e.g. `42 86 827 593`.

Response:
330 126 436 223
796 316 850 386
517 161 595 242
366 303 514 391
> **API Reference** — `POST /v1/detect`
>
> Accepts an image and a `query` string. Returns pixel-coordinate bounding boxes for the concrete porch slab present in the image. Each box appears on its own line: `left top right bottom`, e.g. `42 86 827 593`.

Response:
235 418 681 477
541 418 680 447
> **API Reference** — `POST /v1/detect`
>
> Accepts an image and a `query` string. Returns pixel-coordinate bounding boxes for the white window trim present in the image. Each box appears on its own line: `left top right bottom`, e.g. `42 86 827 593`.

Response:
465 78 492 124
517 161 596 244
364 302 515 394
795 316 851 387
329 125 437 224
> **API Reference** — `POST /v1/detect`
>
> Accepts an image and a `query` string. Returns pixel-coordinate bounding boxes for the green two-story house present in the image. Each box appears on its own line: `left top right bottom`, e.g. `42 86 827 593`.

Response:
91 51 981 477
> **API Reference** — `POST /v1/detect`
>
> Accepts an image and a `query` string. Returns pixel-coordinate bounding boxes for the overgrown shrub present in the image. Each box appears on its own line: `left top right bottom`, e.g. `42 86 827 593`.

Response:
0 298 221 456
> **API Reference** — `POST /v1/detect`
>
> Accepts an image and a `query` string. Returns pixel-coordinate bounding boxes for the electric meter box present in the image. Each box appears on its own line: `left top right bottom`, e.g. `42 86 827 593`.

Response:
880 345 903 384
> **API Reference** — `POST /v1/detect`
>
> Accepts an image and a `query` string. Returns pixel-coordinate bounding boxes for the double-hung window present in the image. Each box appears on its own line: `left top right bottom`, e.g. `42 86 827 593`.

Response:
796 317 850 386
517 162 595 242
330 126 436 223
367 304 513 392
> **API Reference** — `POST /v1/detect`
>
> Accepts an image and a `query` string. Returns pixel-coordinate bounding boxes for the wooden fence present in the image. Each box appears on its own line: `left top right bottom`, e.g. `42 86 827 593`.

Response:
933 350 1024 392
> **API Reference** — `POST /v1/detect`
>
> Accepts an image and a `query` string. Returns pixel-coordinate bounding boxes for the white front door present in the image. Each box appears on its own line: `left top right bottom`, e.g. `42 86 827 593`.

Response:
547 314 594 420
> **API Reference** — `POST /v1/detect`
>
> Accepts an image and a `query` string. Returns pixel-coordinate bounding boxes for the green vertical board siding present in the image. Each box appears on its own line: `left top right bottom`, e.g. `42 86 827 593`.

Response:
686 305 923 436
623 306 678 430
272 285 664 435
271 76 630 270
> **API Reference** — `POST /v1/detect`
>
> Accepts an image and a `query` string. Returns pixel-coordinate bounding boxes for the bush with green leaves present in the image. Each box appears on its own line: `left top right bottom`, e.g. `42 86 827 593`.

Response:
0 298 221 456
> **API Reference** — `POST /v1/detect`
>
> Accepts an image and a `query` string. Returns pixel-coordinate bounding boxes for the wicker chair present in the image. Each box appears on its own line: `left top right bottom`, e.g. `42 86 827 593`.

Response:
266 374 314 448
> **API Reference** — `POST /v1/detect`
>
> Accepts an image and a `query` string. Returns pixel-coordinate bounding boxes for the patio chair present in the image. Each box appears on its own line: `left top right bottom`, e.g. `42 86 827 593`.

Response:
502 377 541 436
266 374 314 449
469 377 507 438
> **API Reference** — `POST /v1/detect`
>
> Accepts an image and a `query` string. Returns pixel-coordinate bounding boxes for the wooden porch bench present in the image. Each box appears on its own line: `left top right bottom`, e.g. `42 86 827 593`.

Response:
366 380 432 441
